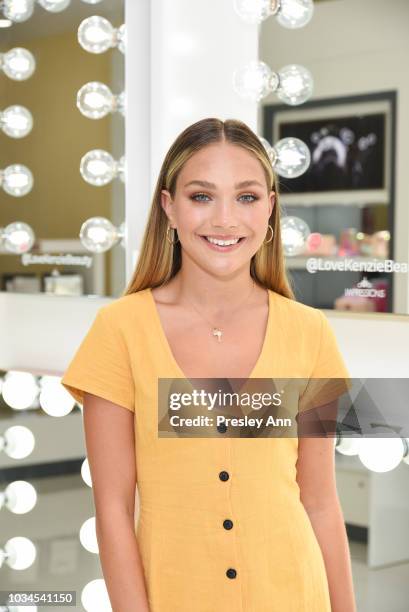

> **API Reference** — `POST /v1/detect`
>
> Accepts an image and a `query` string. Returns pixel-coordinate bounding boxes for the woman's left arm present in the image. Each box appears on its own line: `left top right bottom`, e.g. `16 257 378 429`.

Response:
296 400 357 612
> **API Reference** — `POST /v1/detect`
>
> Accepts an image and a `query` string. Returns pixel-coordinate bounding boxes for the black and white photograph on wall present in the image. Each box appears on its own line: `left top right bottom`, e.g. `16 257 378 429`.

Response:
263 92 396 205
279 113 385 192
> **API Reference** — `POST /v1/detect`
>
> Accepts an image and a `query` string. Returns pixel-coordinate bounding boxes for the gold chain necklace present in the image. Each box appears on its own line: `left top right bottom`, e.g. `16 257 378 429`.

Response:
182 280 255 343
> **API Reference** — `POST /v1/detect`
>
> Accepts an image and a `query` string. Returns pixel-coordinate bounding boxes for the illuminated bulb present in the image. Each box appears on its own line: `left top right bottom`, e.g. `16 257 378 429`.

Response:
403 440 409 465
1 105 33 138
39 376 76 417
335 435 361 456
276 64 313 105
38 0 71 11
272 137 311 178
234 0 313 28
79 216 121 253
2 222 35 254
2 425 35 460
78 16 125 54
2 0 35 23
79 517 99 554
233 61 312 104
358 436 407 473
233 0 272 24
1 47 36 80
2 371 39 409
81 578 112 612
1 164 33 197
80 150 124 185
81 0 104 3
232 61 278 102
3 536 37 570
77 81 124 119
259 136 273 156
81 458 92 487
281 216 310 256
276 0 314 29
2 481 37 514
117 23 126 53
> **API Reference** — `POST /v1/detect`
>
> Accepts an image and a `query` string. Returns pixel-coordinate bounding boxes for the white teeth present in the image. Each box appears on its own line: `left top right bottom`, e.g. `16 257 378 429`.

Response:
205 236 240 246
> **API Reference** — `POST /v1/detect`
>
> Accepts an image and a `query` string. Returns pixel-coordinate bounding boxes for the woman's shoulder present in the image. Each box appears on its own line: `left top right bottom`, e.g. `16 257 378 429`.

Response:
270 289 324 330
98 289 151 326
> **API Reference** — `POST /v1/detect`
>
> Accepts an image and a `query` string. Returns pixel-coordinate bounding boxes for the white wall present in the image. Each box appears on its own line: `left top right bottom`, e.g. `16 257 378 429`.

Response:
125 0 259 280
260 0 409 313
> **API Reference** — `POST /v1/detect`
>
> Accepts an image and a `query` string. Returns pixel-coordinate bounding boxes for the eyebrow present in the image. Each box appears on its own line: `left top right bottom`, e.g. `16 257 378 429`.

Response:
184 179 265 189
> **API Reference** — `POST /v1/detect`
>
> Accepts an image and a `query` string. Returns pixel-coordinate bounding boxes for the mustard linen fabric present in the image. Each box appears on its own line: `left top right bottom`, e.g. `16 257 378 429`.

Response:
61 288 350 612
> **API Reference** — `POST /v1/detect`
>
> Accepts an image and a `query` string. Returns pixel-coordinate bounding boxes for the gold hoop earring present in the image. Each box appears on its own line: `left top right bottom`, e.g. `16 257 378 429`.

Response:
166 224 179 245
263 224 274 245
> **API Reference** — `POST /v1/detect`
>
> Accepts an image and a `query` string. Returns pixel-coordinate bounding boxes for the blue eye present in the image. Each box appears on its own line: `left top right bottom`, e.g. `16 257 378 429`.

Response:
190 192 259 203
239 193 258 203
191 193 210 202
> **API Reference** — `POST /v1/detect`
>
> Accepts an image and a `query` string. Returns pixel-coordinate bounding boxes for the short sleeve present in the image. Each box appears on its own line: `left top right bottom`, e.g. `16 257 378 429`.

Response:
61 306 135 412
298 310 352 413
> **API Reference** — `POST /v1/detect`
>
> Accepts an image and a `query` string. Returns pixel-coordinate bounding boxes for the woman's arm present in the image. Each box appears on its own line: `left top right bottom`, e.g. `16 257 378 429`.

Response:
83 392 150 612
296 400 357 612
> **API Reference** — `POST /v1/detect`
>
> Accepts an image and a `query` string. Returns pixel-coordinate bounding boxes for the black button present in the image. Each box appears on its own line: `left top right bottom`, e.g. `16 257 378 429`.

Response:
226 568 237 579
217 423 227 433
223 519 233 530
219 470 229 481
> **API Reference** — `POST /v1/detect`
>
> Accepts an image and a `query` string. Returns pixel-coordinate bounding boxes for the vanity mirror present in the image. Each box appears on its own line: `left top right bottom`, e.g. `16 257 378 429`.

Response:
259 0 408 315
0 0 125 298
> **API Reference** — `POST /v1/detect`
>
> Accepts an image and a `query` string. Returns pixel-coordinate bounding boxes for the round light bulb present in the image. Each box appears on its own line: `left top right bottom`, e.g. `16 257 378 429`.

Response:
78 16 116 54
80 149 118 186
4 536 37 570
277 64 313 106
79 216 119 253
2 371 39 409
277 0 314 29
258 136 278 167
117 23 126 54
81 458 92 487
273 137 311 178
38 0 71 12
1 47 36 80
81 578 112 612
3 0 35 22
335 435 361 456
1 164 34 197
4 480 37 514
358 437 406 473
39 376 76 417
281 216 310 256
233 60 278 102
3 222 35 253
233 0 272 24
3 425 35 460
79 517 99 554
77 82 115 119
1 105 33 138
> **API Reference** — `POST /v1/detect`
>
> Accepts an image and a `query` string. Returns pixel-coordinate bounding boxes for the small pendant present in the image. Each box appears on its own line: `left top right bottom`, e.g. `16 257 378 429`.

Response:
212 328 223 342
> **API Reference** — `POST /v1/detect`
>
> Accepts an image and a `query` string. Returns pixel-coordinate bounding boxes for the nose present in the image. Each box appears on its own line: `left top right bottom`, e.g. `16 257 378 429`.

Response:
210 198 238 229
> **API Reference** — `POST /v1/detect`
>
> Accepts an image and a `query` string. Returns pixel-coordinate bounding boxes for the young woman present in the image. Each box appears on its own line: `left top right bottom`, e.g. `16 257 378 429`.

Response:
61 118 357 612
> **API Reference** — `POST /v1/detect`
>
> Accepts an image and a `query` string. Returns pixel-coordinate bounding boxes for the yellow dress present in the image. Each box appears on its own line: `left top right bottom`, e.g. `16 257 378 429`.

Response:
61 288 350 612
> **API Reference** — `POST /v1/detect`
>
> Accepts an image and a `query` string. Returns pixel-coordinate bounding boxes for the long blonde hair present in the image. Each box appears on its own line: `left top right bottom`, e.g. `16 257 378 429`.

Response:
122 117 295 300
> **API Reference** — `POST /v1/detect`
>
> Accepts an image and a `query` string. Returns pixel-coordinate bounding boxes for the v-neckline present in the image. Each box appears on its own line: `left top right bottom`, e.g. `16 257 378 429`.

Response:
146 286 273 381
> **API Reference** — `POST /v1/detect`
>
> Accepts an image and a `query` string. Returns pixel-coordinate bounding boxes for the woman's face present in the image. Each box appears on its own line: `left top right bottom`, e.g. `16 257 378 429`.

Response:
161 141 275 277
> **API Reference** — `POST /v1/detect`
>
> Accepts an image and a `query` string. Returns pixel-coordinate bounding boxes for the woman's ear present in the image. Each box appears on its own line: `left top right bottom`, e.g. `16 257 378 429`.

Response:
161 189 175 225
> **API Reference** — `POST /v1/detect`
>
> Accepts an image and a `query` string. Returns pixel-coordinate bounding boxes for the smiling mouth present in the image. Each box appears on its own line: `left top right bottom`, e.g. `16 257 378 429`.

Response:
198 235 246 248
